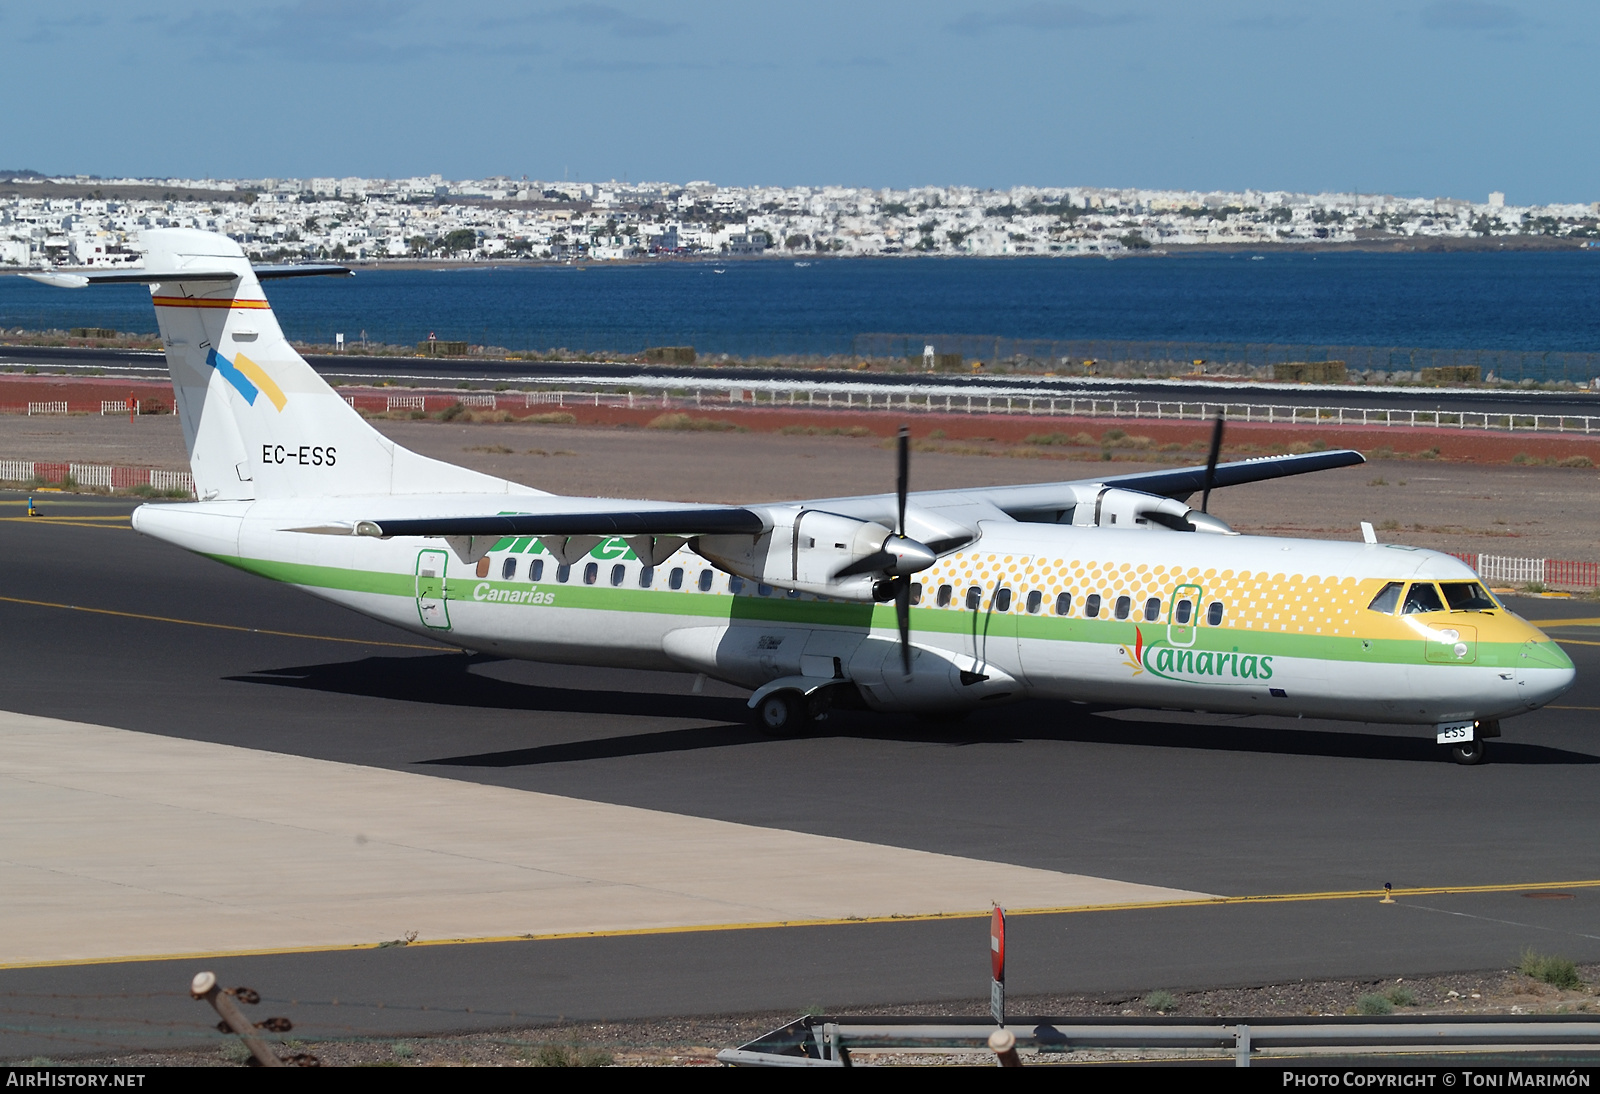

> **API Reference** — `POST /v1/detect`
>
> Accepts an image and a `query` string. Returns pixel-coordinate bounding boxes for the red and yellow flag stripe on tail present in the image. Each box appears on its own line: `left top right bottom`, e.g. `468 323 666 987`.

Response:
151 296 271 310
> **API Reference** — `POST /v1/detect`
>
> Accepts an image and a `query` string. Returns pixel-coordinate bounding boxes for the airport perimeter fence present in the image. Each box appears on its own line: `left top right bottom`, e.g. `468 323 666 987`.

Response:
854 333 1600 386
1446 551 1599 591
339 383 1600 437
0 459 193 495
13 379 1600 433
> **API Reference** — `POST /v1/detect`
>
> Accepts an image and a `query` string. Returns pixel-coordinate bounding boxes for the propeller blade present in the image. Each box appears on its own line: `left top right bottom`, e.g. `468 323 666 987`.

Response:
896 578 912 678
1201 414 1224 513
896 425 909 537
835 549 895 578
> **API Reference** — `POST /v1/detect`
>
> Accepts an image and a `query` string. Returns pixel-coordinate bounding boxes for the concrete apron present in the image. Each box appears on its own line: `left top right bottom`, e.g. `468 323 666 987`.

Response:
0 710 1212 965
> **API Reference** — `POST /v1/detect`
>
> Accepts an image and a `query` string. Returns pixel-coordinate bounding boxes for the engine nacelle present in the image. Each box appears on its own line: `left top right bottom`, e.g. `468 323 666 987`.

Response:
1072 487 1237 534
694 507 895 602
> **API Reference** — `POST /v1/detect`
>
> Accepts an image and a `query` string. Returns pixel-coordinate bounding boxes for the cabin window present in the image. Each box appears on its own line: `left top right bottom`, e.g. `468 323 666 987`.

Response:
757 583 772 597
1055 592 1072 616
669 567 684 590
1026 590 1042 614
729 575 744 594
1441 581 1497 611
639 566 654 588
1085 593 1102 619
1367 581 1403 614
1173 598 1192 624
610 564 626 587
583 562 599 585
501 557 517 581
529 558 544 582
1206 601 1224 626
937 584 952 607
556 564 571 583
1403 582 1445 615
965 586 982 610
995 588 1013 612
698 569 713 592
1113 595 1131 620
787 588 801 599
909 582 923 605
1144 597 1161 622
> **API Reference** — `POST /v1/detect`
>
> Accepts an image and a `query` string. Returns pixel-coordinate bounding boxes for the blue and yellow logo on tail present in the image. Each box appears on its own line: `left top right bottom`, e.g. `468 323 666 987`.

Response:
206 348 287 411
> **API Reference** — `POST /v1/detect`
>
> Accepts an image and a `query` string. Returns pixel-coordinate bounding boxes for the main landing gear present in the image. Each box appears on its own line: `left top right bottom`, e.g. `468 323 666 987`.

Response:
757 691 808 737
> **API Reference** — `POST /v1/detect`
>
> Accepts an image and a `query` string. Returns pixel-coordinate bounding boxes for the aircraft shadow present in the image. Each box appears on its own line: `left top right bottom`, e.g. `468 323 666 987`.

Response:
229 653 1598 768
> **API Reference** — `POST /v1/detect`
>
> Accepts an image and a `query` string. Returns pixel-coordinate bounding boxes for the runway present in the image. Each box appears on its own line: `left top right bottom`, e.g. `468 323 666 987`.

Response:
3 492 1600 1058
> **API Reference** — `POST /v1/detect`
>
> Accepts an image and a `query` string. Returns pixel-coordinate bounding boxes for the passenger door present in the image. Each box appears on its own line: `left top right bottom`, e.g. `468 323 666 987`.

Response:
416 549 452 630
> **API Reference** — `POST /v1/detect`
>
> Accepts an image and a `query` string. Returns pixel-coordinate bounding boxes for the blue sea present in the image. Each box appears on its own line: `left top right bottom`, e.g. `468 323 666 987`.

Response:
3 252 1598 361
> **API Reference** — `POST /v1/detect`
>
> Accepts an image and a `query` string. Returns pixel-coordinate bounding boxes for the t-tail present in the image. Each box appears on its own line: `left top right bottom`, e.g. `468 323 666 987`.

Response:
27 228 533 501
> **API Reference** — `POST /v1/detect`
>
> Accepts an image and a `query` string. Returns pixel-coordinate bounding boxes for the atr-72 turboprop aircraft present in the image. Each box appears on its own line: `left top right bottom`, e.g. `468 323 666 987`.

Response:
27 229 1573 764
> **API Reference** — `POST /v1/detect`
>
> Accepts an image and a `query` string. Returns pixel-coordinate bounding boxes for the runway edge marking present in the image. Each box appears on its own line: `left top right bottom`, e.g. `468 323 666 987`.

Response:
9 878 1600 972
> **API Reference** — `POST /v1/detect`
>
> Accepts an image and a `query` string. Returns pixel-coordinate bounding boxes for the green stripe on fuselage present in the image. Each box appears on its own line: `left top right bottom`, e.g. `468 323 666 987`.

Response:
205 554 1526 669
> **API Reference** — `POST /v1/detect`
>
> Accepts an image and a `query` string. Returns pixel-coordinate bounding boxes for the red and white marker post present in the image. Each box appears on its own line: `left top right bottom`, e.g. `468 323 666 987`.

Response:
990 904 1006 1027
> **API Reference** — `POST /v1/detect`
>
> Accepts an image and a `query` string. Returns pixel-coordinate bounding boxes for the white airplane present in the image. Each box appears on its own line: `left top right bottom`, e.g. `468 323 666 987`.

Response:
27 229 1574 764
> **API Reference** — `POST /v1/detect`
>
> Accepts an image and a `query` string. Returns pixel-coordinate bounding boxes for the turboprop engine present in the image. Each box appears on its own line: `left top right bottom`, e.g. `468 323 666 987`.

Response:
1075 487 1237 534
694 507 945 602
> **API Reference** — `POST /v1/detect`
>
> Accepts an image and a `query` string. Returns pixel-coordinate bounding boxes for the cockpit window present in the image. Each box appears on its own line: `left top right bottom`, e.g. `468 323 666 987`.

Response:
1402 582 1445 615
1441 581 1497 611
1367 581 1403 614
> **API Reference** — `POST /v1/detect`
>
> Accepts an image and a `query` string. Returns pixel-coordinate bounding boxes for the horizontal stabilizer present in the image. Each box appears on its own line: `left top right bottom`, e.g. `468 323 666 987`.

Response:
356 507 767 540
20 264 350 289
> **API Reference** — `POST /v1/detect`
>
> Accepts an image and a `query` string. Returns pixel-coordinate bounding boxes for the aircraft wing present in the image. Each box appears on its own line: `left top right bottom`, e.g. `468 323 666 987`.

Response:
354 507 765 539
809 448 1366 527
348 449 1364 546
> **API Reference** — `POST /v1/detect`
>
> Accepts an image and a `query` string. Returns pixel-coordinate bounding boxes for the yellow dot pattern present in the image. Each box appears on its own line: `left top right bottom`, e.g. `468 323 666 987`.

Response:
913 551 1373 636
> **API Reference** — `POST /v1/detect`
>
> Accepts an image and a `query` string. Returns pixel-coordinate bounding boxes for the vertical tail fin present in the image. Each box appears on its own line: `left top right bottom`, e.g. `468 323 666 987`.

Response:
136 228 529 501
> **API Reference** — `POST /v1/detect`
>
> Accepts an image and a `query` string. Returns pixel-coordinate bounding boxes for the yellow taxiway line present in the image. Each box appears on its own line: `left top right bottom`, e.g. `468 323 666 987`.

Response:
0 593 442 651
8 877 1599 972
1530 618 1600 628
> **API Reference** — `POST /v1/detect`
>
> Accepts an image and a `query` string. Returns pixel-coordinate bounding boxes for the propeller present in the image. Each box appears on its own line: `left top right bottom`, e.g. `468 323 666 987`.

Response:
1200 414 1224 514
832 426 931 677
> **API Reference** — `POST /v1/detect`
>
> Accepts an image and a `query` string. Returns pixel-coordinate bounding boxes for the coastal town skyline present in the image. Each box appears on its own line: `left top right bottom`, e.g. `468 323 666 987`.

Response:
3 170 1597 269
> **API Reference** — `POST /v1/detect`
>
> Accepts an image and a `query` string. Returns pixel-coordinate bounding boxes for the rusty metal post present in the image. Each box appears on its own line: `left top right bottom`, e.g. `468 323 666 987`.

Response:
988 1027 1022 1067
191 971 285 1067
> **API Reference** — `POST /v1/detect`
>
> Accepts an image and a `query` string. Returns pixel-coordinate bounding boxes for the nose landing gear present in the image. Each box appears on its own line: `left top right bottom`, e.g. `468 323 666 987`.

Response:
1447 720 1498 765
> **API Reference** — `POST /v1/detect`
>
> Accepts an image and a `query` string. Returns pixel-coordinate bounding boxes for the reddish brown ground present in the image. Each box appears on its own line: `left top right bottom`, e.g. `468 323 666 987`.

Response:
1 376 1595 466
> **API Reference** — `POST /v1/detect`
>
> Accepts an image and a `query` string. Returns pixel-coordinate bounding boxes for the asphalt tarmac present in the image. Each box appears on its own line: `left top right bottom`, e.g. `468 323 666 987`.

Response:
3 492 1599 1059
4 343 1599 417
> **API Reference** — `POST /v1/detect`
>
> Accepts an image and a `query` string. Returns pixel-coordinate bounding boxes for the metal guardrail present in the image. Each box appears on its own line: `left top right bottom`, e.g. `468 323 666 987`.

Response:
468 382 1600 436
720 1014 1600 1067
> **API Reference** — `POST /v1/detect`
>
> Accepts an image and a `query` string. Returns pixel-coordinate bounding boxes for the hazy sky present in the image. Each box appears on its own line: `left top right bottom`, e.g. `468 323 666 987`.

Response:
4 1 1595 203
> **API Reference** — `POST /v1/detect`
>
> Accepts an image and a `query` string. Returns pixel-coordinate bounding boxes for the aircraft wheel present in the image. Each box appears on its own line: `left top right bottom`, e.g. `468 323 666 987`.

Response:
757 691 807 737
1451 739 1486 766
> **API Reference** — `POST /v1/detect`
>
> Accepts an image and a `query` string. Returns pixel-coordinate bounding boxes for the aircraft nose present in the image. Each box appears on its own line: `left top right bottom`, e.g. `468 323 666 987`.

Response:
1517 638 1575 710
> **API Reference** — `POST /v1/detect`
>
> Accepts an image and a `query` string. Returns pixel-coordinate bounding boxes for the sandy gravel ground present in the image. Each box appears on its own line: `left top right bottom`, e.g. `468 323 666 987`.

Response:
5 414 1593 563
48 964 1600 1067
